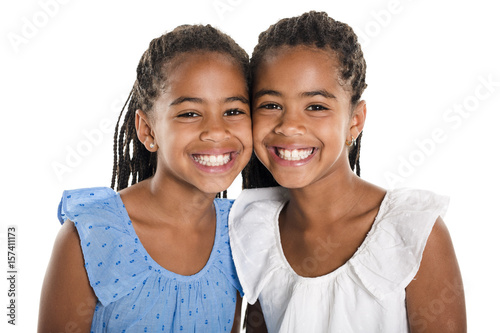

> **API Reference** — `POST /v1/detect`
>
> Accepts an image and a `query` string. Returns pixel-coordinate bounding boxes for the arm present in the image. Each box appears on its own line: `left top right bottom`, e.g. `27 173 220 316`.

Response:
38 220 97 333
406 216 466 332
230 293 243 333
244 300 268 333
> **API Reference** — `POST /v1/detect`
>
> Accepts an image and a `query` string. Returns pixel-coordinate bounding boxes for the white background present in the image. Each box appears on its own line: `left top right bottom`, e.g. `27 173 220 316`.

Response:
1 0 499 331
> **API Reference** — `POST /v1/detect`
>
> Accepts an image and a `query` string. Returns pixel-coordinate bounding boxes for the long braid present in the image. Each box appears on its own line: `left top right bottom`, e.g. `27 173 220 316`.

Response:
349 131 362 177
116 107 130 190
215 190 228 199
244 11 367 189
111 90 133 189
111 24 249 192
112 91 158 191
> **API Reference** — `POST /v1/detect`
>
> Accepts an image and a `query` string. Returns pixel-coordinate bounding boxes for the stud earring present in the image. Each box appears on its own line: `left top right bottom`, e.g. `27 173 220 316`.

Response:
149 142 155 149
345 136 355 147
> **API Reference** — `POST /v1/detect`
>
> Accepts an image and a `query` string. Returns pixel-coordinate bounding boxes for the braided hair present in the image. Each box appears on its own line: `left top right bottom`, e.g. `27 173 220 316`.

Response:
111 24 250 198
243 11 367 189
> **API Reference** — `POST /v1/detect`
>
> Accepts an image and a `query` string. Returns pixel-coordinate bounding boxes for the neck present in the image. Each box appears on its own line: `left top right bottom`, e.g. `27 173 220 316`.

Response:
284 166 368 228
126 169 217 227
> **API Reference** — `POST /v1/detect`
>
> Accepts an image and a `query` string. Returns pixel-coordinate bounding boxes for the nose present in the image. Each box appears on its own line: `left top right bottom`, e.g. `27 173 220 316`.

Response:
274 109 306 137
199 115 231 142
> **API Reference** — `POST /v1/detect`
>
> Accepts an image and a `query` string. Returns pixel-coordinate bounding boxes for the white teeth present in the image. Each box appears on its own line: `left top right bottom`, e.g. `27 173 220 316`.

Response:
277 148 313 161
193 153 231 166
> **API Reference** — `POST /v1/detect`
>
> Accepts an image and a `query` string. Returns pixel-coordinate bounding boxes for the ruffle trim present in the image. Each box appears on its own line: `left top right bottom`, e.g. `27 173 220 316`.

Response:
348 188 449 299
229 187 289 304
58 187 243 306
58 187 156 306
229 187 449 302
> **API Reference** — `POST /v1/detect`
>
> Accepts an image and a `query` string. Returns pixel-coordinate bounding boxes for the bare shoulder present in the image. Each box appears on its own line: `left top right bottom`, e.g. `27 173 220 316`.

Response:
406 216 467 332
38 220 96 332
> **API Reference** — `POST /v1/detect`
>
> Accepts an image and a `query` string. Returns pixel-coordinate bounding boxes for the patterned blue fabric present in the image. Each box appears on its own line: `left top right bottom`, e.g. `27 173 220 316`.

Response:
57 187 242 333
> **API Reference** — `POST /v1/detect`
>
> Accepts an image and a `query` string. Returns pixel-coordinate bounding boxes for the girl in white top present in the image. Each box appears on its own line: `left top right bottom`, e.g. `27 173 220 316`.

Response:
229 11 466 332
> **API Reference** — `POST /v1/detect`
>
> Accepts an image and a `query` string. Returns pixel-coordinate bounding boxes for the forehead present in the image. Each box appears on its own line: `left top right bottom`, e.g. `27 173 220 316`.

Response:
162 52 246 92
167 51 242 77
254 46 346 95
159 51 244 88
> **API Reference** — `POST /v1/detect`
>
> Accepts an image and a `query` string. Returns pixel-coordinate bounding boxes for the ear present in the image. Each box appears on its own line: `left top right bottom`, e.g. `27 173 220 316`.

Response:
135 110 158 152
349 100 367 140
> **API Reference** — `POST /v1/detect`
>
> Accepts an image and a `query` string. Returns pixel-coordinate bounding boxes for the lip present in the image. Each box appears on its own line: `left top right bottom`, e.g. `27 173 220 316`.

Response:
190 149 240 173
267 145 317 167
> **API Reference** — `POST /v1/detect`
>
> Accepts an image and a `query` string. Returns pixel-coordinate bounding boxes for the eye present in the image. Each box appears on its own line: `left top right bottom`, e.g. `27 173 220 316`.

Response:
224 109 246 116
306 104 328 111
259 103 282 110
177 112 200 118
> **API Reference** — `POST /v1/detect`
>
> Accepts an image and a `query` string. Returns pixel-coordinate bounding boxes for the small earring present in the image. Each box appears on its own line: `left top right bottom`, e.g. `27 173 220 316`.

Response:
345 136 355 147
149 142 155 149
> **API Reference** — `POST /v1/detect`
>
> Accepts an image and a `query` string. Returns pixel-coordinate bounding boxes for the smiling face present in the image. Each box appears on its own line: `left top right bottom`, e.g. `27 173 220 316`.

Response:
137 52 252 194
252 46 365 189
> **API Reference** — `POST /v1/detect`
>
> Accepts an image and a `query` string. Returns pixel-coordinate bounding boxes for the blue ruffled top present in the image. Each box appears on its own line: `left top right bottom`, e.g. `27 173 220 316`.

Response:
57 187 242 333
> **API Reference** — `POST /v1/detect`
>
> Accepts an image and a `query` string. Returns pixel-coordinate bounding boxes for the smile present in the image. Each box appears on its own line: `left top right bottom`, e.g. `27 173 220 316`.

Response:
276 148 314 161
192 153 231 167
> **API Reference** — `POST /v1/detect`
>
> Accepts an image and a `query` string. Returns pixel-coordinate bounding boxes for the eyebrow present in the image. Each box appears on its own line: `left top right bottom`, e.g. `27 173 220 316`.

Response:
301 89 336 99
169 96 249 106
253 89 282 100
225 96 250 104
170 97 203 106
254 89 336 100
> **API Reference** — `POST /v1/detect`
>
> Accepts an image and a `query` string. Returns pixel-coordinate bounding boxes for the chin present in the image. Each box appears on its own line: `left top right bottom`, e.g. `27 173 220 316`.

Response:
272 173 312 189
197 183 232 196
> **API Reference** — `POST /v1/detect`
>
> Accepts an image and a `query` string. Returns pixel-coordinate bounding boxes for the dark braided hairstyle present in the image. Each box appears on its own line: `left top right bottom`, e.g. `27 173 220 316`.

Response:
243 11 367 189
111 24 250 198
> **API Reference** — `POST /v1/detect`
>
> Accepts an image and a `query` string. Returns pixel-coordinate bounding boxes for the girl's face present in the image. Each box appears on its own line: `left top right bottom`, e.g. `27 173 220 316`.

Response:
139 52 252 194
252 46 365 189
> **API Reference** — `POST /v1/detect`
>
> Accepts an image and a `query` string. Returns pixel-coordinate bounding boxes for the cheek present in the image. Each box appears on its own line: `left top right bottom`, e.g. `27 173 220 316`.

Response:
251 115 270 145
316 124 347 154
251 124 271 163
241 123 254 152
155 123 190 156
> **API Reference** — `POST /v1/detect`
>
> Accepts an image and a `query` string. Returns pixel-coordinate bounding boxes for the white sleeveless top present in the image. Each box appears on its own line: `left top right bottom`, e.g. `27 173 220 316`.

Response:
228 187 449 333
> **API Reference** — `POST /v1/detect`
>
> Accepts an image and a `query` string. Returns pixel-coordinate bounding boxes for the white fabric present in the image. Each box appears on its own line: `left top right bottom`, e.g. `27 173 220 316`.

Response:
229 187 449 333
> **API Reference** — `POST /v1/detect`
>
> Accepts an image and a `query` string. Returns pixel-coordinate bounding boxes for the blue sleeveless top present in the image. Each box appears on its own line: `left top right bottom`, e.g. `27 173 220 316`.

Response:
57 187 242 333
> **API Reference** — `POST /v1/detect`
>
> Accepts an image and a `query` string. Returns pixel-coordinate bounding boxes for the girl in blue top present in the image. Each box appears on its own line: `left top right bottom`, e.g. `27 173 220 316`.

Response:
38 24 253 332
